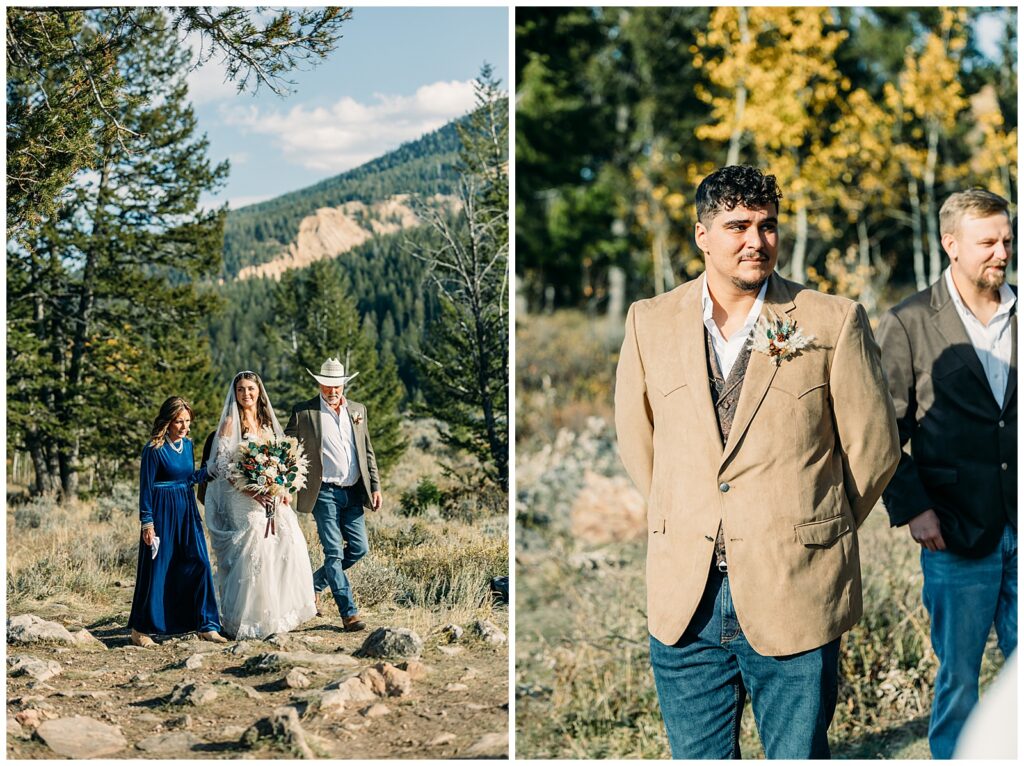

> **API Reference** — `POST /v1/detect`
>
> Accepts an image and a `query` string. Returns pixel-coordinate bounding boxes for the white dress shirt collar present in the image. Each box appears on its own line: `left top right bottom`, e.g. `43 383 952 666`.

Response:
701 275 768 379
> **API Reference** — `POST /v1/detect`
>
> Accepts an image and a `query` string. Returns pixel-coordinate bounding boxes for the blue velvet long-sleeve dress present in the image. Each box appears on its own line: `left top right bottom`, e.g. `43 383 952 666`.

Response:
127 439 221 636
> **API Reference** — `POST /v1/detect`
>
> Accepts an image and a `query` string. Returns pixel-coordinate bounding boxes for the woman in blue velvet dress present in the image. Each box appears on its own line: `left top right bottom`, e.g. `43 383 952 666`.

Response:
127 397 226 646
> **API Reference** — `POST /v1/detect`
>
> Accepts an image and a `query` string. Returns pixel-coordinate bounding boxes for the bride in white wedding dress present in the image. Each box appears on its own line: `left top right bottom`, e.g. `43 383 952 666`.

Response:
204 371 317 639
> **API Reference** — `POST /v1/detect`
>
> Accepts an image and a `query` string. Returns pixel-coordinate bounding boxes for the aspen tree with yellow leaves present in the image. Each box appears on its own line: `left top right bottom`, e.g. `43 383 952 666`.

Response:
884 8 970 289
694 7 848 282
516 7 1016 312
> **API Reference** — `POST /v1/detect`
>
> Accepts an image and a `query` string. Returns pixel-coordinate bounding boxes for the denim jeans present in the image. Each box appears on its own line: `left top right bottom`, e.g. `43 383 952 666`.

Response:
311 483 368 619
921 523 1017 759
649 567 840 759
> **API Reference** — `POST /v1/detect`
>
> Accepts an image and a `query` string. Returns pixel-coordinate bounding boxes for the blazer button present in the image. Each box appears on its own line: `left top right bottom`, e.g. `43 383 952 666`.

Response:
719 482 730 493
999 420 1005 428
1002 463 1008 471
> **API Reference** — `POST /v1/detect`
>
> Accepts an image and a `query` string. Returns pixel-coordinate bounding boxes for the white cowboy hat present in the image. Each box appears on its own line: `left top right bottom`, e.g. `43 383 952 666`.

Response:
307 358 359 386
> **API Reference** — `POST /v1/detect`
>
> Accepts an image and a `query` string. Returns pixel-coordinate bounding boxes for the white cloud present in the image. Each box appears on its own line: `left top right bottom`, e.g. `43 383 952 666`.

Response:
218 80 477 174
227 194 274 210
182 29 238 105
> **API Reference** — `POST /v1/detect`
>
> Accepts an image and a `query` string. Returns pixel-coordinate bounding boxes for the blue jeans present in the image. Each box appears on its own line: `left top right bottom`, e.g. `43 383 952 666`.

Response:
311 484 368 619
649 568 840 759
921 523 1017 759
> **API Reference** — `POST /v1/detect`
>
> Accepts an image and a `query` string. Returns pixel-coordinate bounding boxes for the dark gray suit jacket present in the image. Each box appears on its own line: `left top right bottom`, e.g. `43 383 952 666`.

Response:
876 277 1016 557
284 396 380 514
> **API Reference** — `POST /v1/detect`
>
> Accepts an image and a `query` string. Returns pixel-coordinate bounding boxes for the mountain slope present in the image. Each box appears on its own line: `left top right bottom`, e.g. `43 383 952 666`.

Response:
221 117 466 277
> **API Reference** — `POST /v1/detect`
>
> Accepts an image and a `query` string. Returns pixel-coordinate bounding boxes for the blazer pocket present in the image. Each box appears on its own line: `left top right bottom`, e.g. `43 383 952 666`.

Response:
795 513 850 548
919 466 958 486
649 378 687 397
798 382 828 399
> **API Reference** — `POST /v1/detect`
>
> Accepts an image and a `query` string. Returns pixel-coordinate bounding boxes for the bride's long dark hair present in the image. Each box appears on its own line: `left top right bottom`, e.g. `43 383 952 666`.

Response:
233 371 274 431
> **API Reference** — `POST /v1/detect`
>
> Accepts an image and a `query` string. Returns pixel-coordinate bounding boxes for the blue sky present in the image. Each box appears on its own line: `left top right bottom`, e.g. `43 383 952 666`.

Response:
189 7 509 210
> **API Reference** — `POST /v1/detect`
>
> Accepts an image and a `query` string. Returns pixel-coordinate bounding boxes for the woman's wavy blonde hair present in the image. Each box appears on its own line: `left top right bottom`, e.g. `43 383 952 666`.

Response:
150 396 195 448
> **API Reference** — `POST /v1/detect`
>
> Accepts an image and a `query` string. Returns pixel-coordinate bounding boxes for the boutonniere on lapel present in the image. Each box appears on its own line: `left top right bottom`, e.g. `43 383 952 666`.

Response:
751 314 816 366
351 412 364 426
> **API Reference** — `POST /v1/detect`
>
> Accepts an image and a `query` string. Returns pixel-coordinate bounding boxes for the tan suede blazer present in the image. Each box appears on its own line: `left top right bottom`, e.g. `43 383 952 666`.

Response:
615 273 900 656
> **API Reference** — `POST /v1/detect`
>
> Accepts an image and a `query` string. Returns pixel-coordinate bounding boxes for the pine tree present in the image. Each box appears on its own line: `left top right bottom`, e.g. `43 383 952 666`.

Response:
7 11 227 495
267 260 408 473
415 67 510 491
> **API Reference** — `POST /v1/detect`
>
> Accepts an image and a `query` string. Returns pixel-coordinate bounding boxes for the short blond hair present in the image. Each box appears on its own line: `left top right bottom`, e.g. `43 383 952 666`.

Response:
939 189 1010 237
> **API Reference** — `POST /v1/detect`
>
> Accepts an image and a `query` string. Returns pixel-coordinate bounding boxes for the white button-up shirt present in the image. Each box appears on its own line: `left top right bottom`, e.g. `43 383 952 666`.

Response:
944 267 1015 408
701 276 768 379
320 396 360 487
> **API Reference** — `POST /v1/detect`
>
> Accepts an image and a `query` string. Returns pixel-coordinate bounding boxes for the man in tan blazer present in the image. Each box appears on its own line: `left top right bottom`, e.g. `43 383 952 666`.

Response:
285 358 381 632
615 165 899 758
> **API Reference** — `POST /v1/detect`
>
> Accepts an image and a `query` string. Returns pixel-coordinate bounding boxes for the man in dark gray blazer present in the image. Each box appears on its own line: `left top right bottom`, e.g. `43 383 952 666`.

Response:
876 189 1016 759
285 358 382 632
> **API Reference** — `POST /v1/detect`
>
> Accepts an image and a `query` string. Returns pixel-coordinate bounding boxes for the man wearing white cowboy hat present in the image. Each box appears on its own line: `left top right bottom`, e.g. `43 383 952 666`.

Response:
285 357 382 632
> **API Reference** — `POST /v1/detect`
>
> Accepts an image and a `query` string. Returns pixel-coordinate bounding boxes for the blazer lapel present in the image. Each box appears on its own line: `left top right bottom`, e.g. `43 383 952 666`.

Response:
309 397 324 451
1002 311 1017 414
720 273 792 466
931 278 995 398
674 275 724 459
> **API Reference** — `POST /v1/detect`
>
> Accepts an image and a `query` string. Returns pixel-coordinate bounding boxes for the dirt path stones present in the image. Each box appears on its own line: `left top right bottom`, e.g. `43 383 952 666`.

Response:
35 716 127 758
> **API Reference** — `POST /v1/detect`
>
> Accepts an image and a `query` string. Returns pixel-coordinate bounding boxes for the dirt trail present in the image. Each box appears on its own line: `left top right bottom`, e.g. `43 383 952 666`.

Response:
7 605 508 759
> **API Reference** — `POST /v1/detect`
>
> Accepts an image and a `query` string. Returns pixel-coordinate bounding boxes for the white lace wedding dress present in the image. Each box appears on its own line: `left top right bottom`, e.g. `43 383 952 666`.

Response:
204 429 317 639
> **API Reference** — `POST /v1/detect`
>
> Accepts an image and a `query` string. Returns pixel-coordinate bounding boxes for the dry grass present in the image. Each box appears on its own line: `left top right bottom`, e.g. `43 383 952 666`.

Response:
515 310 1005 760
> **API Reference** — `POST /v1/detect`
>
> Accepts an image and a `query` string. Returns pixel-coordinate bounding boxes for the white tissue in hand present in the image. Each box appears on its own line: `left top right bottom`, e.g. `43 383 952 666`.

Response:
151 536 160 559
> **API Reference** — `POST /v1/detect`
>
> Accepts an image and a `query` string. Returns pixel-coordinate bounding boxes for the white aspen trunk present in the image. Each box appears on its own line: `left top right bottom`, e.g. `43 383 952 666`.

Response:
924 121 942 284
725 7 750 167
908 177 927 291
789 204 809 283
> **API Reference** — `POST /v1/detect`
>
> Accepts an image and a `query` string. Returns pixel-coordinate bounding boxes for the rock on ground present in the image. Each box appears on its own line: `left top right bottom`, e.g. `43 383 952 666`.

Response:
245 651 359 673
7 615 77 646
183 653 204 670
8 655 63 682
466 731 509 757
135 731 203 754
284 667 312 689
472 620 507 646
398 659 429 680
361 703 390 718
442 624 464 642
241 706 315 759
35 716 128 758
7 717 26 739
354 627 423 659
320 677 377 714
376 663 412 697
169 682 219 706
70 628 106 650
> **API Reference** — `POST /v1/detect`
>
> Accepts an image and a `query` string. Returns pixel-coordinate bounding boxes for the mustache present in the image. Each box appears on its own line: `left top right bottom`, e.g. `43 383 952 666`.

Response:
739 252 768 261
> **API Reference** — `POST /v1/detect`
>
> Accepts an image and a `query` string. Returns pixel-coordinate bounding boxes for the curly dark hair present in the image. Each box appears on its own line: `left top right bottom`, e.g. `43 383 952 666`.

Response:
695 165 783 225
233 371 274 431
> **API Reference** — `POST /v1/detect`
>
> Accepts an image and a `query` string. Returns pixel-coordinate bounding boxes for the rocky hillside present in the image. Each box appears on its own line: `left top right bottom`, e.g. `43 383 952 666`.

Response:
222 118 467 278
7 612 508 759
236 194 458 282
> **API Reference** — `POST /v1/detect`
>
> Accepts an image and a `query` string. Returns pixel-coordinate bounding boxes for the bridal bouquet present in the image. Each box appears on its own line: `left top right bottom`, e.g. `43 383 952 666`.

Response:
227 436 309 536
